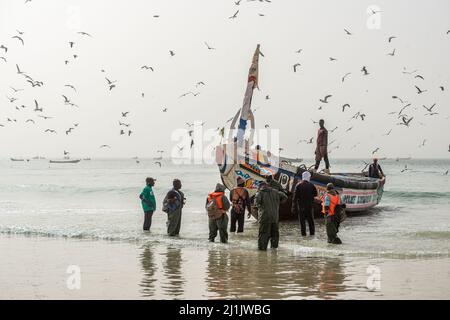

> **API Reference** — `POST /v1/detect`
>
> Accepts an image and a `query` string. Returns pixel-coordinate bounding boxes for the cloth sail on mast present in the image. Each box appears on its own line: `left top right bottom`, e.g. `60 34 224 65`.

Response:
237 44 260 147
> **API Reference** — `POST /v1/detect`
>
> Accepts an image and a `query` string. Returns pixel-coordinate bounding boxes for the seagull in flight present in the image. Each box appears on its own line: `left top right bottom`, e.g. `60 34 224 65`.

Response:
38 115 53 120
229 10 239 19
319 95 332 104
77 31 92 37
415 85 427 94
141 65 154 71
16 64 25 74
422 103 436 113
65 84 77 92
388 36 396 42
387 49 396 56
361 66 369 75
293 63 301 72
204 42 215 50
12 36 24 45
341 72 351 82
34 100 43 112
10 87 23 93
344 28 352 35
99 145 111 149
342 104 350 112
398 116 414 127
121 111 130 117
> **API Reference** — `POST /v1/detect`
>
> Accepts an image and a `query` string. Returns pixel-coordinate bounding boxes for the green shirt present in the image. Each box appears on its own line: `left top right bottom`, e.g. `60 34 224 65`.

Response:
140 185 156 212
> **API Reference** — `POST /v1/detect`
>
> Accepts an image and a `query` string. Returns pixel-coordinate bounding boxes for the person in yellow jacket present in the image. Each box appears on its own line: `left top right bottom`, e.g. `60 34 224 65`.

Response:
322 183 345 244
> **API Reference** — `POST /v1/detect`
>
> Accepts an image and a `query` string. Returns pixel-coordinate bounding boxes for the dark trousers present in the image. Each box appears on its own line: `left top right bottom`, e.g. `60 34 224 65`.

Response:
258 222 279 250
143 211 154 231
209 214 229 243
298 206 315 236
315 154 330 170
325 214 341 244
230 209 245 233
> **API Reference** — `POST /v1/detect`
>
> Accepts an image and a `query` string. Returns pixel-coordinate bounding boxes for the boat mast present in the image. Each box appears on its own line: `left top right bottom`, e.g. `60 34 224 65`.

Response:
236 44 260 148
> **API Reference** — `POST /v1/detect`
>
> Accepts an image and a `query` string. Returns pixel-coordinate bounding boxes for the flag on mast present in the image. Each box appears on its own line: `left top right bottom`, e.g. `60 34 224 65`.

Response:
237 44 260 147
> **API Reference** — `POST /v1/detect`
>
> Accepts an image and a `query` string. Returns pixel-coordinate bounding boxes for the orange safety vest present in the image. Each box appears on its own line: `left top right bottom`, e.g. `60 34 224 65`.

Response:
322 193 341 216
207 192 224 210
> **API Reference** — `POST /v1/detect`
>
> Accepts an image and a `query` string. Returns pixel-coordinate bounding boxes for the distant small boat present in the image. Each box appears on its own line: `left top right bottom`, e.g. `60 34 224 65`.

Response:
83 158 91 161
49 159 81 164
10 158 25 162
32 156 46 160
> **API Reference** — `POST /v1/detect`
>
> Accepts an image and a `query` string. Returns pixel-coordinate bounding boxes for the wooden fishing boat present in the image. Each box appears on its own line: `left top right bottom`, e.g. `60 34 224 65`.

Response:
215 45 385 220
49 159 81 164
10 158 25 161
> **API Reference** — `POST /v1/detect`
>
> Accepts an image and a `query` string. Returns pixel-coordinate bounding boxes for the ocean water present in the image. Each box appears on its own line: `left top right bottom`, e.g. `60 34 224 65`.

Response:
0 158 449 299
1 158 449 256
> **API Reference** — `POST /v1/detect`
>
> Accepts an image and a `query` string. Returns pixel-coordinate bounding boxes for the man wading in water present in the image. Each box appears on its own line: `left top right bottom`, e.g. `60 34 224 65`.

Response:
139 177 156 231
255 181 288 250
163 179 185 236
206 183 231 243
229 177 251 233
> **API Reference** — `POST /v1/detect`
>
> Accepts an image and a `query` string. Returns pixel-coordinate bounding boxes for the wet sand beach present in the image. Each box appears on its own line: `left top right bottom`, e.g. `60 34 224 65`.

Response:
1 234 449 299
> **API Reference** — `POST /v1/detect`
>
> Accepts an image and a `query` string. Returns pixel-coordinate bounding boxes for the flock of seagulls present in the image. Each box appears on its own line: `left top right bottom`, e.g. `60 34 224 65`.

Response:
292 25 449 163
1 1 449 169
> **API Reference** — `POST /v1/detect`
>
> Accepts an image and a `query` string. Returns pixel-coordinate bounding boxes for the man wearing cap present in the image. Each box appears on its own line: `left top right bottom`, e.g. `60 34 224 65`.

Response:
139 177 157 231
229 177 251 233
163 179 185 236
255 181 288 250
322 183 344 244
292 171 318 236
206 183 231 243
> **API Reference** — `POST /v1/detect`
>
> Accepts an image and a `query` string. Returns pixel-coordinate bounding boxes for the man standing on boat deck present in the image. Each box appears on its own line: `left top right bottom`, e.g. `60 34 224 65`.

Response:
368 158 385 179
139 177 157 231
292 171 317 236
314 119 330 174
255 182 288 250
229 177 251 233
206 183 231 243
163 179 185 236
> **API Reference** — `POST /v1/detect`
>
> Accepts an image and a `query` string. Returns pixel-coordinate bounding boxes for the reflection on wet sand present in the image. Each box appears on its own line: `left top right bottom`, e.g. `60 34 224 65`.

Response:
139 244 157 297
206 249 347 299
160 246 185 298
139 242 349 299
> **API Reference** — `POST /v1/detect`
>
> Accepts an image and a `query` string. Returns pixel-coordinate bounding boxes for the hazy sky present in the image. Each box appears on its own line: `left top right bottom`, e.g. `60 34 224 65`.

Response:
1 0 449 159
